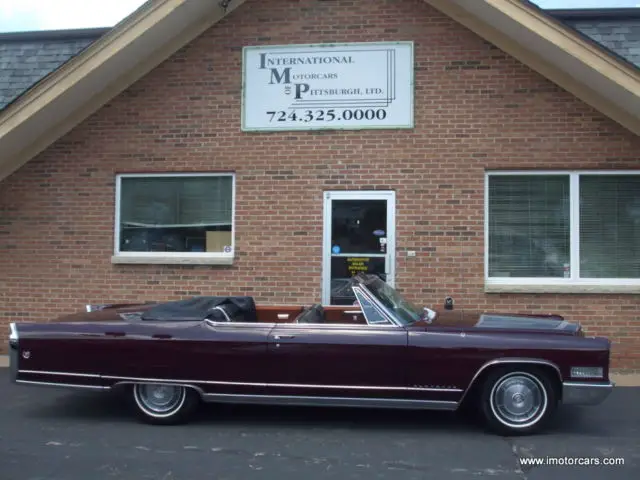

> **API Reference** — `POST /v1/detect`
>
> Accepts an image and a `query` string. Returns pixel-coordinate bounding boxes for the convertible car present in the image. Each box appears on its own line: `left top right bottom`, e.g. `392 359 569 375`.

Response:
8 274 613 435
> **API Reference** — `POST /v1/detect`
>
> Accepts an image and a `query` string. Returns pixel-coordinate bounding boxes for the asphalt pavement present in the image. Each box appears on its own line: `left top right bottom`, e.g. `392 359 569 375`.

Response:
0 370 638 480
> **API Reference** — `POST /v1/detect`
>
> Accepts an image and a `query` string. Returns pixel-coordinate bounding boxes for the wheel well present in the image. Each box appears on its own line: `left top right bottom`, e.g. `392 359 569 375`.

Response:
460 362 563 408
114 382 205 400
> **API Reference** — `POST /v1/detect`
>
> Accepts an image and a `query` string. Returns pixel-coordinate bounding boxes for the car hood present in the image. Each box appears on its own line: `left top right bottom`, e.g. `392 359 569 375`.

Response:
431 310 582 335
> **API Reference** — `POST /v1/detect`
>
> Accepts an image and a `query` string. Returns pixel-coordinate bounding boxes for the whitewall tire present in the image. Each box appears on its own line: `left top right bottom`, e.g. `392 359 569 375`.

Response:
479 368 557 436
131 383 200 425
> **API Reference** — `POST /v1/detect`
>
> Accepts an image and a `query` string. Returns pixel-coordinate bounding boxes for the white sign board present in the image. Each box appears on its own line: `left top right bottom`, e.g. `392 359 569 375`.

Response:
242 42 414 131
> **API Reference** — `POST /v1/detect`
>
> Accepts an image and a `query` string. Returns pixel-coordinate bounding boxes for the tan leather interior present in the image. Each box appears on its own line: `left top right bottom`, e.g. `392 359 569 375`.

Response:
255 305 366 325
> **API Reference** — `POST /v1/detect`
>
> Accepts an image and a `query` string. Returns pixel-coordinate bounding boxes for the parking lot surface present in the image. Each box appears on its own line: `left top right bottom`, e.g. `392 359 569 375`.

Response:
0 371 638 480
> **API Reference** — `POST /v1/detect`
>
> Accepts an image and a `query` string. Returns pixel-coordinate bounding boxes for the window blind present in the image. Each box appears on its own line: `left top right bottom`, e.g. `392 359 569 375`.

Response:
488 175 570 278
580 175 640 279
120 176 233 228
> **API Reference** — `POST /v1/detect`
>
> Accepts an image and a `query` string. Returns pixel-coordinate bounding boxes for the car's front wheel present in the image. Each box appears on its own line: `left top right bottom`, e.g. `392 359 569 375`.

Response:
479 368 557 436
131 383 200 425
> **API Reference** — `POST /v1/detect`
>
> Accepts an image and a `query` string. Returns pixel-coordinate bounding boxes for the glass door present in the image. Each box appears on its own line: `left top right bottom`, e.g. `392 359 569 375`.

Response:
322 191 396 305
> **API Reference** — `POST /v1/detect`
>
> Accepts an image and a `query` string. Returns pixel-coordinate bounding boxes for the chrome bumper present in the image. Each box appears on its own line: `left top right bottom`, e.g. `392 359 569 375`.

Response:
9 322 18 383
562 381 614 406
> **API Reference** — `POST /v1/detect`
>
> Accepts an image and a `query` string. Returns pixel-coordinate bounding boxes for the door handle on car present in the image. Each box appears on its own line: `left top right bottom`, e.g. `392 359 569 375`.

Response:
152 334 172 339
344 310 362 315
274 334 295 340
104 331 125 337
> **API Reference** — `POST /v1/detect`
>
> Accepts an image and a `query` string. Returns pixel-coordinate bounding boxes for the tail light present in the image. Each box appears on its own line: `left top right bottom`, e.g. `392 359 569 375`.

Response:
9 323 18 348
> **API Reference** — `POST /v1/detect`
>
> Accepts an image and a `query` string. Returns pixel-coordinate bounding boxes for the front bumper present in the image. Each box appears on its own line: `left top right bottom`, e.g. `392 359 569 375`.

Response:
562 381 614 405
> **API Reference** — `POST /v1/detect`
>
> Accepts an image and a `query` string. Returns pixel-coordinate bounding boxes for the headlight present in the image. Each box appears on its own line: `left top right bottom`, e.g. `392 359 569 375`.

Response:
570 366 604 379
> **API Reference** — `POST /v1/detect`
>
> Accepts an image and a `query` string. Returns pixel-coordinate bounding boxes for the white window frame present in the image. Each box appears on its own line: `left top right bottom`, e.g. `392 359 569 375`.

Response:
484 170 640 293
112 172 236 265
321 190 396 305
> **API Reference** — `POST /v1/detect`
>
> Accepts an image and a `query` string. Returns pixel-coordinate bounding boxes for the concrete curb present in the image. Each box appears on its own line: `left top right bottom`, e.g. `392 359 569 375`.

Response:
1 355 639 386
610 373 640 387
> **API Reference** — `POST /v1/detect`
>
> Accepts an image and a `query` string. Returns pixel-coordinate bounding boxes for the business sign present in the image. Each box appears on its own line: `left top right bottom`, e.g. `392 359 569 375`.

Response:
241 42 414 131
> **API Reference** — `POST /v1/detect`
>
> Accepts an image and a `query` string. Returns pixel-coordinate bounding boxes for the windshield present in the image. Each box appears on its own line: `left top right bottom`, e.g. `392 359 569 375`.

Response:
361 276 427 326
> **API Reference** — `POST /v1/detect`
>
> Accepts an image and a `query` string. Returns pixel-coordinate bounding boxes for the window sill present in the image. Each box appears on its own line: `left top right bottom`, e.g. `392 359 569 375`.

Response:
111 255 234 266
485 283 640 294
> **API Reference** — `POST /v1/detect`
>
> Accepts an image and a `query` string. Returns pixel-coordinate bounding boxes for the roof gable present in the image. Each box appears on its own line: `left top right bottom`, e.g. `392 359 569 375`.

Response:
0 28 108 110
0 4 638 115
0 0 639 182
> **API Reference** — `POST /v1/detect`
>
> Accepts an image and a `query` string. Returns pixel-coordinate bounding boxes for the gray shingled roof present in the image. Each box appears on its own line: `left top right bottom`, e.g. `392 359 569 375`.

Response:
548 8 640 69
0 28 108 110
566 20 640 67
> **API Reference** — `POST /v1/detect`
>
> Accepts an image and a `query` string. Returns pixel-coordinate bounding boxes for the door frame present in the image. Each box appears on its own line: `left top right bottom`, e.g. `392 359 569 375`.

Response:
321 190 396 306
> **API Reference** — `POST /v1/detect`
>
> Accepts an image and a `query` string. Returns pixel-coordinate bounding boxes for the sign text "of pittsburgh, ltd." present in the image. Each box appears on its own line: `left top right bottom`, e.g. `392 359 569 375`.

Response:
242 42 414 131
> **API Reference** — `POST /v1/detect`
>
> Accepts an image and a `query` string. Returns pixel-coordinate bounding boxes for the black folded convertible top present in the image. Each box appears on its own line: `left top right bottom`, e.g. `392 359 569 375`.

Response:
140 296 257 322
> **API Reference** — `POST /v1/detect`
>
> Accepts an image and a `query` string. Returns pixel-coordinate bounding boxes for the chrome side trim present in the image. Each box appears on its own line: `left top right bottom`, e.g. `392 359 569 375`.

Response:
102 374 462 392
458 358 563 405
18 370 101 378
267 383 462 393
201 393 459 410
562 381 614 406
18 371 463 393
273 323 400 330
15 380 110 390
204 320 277 328
205 320 399 330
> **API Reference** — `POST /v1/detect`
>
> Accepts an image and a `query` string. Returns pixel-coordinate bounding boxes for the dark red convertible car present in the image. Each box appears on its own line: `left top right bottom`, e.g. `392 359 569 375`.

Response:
8 274 613 435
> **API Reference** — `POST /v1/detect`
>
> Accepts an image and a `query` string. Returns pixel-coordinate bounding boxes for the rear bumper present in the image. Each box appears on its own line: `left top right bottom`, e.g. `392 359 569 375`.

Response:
562 381 614 406
9 322 18 383
9 345 18 382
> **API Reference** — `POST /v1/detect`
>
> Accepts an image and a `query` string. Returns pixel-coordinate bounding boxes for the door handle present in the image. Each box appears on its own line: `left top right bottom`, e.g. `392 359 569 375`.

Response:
274 334 295 340
104 331 125 337
152 334 172 339
344 310 362 315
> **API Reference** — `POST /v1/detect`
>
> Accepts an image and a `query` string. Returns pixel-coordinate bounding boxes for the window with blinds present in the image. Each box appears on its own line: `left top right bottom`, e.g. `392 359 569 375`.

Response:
116 174 234 254
487 172 640 282
580 175 640 279
488 175 570 278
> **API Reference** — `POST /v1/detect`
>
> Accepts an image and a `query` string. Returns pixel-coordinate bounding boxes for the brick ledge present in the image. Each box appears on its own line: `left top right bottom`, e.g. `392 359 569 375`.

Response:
111 255 234 265
485 284 640 294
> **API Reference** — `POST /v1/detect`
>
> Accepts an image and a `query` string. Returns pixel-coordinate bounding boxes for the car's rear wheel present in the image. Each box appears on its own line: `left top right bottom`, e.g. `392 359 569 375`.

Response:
132 383 200 425
479 368 557 436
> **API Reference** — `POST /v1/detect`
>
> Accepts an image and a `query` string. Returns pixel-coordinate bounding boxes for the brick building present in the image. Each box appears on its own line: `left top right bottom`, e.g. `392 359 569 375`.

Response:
1 0 640 369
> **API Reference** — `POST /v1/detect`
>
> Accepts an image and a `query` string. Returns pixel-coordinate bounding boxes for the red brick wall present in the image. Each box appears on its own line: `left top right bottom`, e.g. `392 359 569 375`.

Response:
1 0 639 369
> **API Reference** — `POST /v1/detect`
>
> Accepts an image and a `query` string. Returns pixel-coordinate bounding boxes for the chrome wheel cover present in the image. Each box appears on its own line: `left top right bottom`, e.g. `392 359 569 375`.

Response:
134 384 186 418
489 372 547 429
